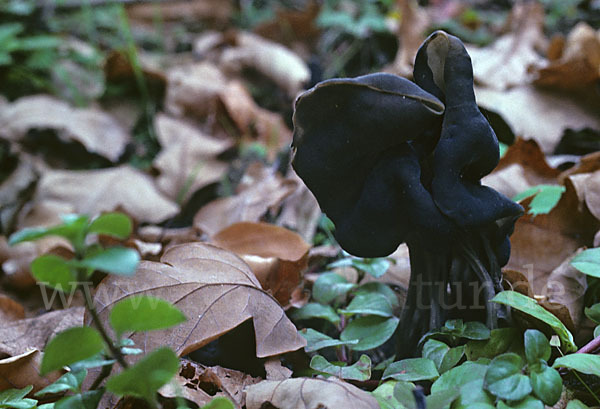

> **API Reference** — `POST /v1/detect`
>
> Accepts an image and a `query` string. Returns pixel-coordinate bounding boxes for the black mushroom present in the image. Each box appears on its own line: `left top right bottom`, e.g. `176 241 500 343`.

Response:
291 31 524 356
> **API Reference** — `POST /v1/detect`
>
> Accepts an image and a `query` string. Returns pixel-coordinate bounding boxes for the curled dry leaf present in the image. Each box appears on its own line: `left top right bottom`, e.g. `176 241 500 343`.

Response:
0 307 84 358
254 1 321 48
264 357 293 381
153 114 232 202
468 2 546 90
0 95 129 162
475 85 600 153
90 242 306 358
32 165 179 224
213 222 310 306
0 157 37 235
194 164 298 236
219 80 292 156
507 178 599 291
0 349 58 392
220 31 310 97
533 22 600 90
0 295 25 325
165 62 227 119
483 138 560 198
160 360 261 408
245 377 380 409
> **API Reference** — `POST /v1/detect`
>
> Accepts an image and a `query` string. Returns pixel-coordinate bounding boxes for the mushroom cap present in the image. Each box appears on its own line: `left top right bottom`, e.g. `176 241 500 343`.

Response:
291 31 523 259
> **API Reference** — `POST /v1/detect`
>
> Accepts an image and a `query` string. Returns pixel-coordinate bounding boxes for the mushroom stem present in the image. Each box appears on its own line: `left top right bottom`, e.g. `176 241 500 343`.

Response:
397 231 510 358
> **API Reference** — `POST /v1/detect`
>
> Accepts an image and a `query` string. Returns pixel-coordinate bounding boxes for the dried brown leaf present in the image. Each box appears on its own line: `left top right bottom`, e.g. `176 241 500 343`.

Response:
127 0 231 24
153 114 231 202
0 349 59 392
468 2 546 90
220 32 310 97
213 222 310 306
32 166 179 224
534 23 600 90
0 295 25 325
245 377 380 409
194 164 298 236
90 242 305 358
0 95 129 161
475 85 600 153
0 158 37 235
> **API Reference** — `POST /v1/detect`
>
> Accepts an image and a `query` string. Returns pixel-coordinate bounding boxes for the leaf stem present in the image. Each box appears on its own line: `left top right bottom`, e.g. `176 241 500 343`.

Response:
77 270 129 369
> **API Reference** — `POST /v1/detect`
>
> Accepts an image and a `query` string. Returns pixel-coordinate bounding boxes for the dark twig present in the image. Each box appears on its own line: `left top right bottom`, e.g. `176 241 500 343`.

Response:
577 335 600 354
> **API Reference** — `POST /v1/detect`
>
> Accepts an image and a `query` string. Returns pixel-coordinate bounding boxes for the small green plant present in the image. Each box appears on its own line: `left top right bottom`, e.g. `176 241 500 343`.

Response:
8 213 231 408
513 184 565 216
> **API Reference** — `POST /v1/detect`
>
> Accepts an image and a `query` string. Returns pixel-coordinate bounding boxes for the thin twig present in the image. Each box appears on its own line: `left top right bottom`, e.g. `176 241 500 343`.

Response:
577 335 600 355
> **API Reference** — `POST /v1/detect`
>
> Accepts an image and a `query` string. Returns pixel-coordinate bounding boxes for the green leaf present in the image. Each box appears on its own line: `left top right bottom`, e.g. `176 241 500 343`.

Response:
106 347 179 404
17 35 60 51
393 381 416 409
9 215 89 246
41 327 105 375
371 381 406 409
584 303 600 324
566 399 591 409
350 257 390 278
423 339 449 371
382 358 439 381
439 345 465 373
513 185 564 216
451 379 495 409
492 291 576 352
299 328 359 352
354 282 400 310
466 328 519 361
31 255 77 293
54 390 104 409
552 353 600 377
572 248 600 278
484 353 531 401
339 292 394 317
524 329 550 364
200 397 235 409
529 363 562 405
88 213 132 239
310 354 371 381
290 303 340 325
431 361 488 394
312 272 356 304
68 354 115 372
462 322 491 340
0 386 36 409
496 396 544 409
36 370 87 396
426 388 460 409
340 315 399 350
109 296 186 336
76 247 139 276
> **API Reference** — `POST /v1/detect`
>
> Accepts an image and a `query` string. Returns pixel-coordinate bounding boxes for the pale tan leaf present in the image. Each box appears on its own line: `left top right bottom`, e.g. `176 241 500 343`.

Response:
245 377 380 409
90 242 306 358
220 32 310 97
160 360 260 408
533 22 600 90
33 165 179 223
0 158 37 235
0 308 84 358
165 62 227 119
194 164 298 236
213 222 310 306
475 85 600 153
0 95 129 161
264 357 293 381
127 0 231 24
153 114 231 202
468 2 546 90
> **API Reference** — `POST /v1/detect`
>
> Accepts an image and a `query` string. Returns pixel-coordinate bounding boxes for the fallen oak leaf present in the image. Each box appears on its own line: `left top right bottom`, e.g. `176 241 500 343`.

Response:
244 377 380 409
212 222 310 307
0 95 129 162
88 242 306 358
